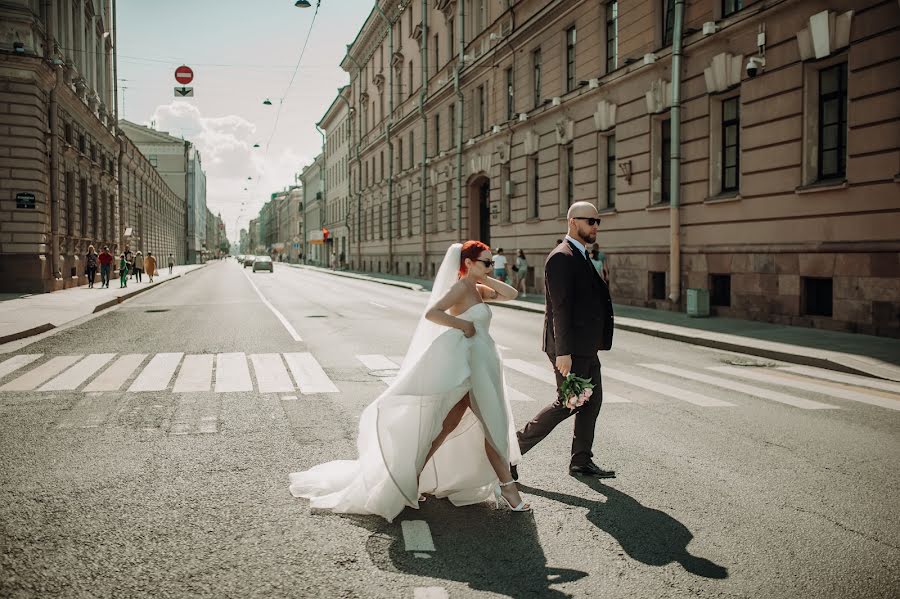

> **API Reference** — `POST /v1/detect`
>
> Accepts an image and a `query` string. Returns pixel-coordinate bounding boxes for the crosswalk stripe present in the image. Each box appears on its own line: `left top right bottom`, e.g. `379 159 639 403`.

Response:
778 366 900 395
0 354 43 380
502 359 630 403
710 366 900 412
505 385 534 402
40 353 117 391
83 354 148 392
0 355 83 391
641 364 838 410
357 354 400 370
173 354 214 392
128 353 183 392
284 352 339 394
604 367 734 407
251 353 295 393
215 353 253 392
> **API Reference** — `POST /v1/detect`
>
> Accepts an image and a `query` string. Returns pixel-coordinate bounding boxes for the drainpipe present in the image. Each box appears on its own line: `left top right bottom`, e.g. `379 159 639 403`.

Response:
373 2 394 273
668 0 685 304
334 89 356 269
419 0 428 275
316 123 326 265
454 0 465 234
46 0 62 285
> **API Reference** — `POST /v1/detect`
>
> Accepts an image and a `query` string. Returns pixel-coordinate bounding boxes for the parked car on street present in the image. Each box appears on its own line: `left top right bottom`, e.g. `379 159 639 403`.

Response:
252 256 273 272
243 255 255 268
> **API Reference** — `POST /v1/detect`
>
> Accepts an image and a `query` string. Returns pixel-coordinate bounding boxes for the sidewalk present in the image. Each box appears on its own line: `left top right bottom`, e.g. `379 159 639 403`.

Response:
0 264 207 345
292 264 900 382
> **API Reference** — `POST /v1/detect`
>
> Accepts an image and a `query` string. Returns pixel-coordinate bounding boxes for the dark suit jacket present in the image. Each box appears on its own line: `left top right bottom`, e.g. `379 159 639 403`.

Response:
542 240 614 357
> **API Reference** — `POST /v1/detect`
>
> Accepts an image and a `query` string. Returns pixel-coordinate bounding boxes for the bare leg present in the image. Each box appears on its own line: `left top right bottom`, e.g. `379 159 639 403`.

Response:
484 439 529 509
422 394 470 470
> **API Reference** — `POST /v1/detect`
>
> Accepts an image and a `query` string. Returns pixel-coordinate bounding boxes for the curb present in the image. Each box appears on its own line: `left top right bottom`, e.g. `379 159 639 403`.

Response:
0 323 56 346
287 264 426 292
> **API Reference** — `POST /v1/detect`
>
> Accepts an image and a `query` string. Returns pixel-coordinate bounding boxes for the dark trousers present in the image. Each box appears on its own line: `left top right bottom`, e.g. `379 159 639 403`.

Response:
517 353 604 467
100 264 111 286
86 266 97 286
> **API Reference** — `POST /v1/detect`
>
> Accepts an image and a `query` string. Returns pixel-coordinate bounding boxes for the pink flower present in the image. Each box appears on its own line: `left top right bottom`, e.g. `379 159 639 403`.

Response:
583 388 593 398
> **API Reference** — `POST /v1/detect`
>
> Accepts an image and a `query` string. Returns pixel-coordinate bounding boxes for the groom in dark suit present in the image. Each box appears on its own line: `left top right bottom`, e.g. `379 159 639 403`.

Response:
514 201 615 480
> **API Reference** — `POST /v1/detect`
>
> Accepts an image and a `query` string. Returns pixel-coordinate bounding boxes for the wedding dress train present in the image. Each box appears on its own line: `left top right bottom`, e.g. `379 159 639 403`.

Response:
289 245 519 522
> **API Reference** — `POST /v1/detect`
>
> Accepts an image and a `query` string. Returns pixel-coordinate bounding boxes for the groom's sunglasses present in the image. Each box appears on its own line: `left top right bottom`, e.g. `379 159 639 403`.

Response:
476 259 495 268
573 217 602 226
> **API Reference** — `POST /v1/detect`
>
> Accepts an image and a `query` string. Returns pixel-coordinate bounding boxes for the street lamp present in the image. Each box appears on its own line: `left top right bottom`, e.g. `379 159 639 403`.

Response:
263 98 273 106
294 0 312 7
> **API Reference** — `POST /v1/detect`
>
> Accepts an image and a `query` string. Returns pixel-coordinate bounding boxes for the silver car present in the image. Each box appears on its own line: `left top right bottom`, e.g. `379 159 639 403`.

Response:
252 256 273 272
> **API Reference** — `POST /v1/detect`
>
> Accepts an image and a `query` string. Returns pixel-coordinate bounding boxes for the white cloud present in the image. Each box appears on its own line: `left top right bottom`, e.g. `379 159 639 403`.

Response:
147 101 312 242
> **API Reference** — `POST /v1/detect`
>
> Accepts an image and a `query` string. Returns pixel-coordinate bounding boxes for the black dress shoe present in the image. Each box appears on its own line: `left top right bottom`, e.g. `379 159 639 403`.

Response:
509 463 519 482
569 461 616 479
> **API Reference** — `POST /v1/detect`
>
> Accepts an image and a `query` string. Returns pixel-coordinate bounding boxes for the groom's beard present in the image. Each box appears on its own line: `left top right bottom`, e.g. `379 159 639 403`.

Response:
579 227 597 244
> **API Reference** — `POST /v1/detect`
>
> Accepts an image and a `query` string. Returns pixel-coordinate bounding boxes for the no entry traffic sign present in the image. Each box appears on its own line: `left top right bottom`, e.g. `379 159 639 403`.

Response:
174 65 194 85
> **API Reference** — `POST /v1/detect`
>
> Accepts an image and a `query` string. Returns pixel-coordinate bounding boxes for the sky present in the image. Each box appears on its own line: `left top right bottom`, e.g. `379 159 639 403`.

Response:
116 0 373 242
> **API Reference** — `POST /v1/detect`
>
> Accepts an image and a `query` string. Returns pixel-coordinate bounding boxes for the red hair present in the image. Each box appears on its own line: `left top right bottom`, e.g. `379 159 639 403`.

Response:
459 240 491 277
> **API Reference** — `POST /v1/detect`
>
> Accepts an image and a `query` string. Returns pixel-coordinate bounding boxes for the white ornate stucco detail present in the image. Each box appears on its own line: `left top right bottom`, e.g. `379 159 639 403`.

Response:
496 141 511 164
593 99 617 132
555 119 575 145
468 152 492 176
704 52 743 94
796 10 854 61
645 79 672 114
523 129 540 155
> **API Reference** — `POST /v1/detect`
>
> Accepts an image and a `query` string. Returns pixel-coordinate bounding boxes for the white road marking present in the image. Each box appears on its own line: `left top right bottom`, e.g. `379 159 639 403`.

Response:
281 395 298 401
242 269 303 342
710 366 900 411
84 354 147 392
641 364 838 410
503 358 629 403
251 353 295 393
173 354 214 392
357 354 401 370
0 354 42 380
505 385 534 402
128 353 183 392
369 301 387 308
604 368 734 407
414 587 448 598
284 352 339 394
401 520 435 553
0 355 83 391
497 344 511 350
778 365 900 395
215 353 253 392
40 353 117 391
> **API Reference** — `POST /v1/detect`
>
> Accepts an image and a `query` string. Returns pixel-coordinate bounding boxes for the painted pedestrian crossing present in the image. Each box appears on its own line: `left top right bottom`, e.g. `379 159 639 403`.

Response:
1 352 898 414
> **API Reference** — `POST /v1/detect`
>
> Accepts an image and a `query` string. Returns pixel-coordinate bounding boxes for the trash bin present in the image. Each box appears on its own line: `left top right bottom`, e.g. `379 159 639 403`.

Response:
686 288 710 317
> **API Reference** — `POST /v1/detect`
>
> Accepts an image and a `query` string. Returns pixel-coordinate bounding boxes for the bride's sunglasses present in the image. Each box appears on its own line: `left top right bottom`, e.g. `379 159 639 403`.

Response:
475 259 495 268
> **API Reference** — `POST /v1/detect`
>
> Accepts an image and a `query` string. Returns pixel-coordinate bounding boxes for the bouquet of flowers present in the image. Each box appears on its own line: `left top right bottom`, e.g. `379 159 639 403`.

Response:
561 373 594 411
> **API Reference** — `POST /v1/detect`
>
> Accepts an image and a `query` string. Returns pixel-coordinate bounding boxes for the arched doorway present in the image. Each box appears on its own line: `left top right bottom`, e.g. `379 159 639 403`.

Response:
467 175 491 246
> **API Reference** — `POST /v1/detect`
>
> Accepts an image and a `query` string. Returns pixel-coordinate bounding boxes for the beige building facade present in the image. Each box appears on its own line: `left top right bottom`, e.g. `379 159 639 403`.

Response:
299 154 325 266
341 0 900 337
320 86 352 267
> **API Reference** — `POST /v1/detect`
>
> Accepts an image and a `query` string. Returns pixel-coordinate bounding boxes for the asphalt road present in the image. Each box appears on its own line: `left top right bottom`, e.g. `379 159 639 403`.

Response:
1 259 897 599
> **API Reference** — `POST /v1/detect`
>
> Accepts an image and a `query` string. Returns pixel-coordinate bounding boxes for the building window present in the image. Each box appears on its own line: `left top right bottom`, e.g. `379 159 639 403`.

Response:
398 138 404 170
561 144 574 209
149 154 158 167
606 2 618 73
663 0 675 46
722 97 740 192
722 0 743 17
500 163 511 223
434 34 440 73
434 113 441 153
409 130 415 167
650 271 666 300
709 274 731 307
818 63 847 180
448 18 454 57
505 67 514 121
477 84 486 134
532 48 542 108
606 135 616 209
565 27 576 93
660 119 671 204
380 151 384 180
408 60 414 98
474 0 485 33
803 277 833 317
528 155 539 219
449 103 455 149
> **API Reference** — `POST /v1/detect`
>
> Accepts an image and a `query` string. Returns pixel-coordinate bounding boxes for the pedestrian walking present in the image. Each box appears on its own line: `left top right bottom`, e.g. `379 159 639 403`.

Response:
85 245 98 288
167 254 175 274
119 254 130 288
145 252 157 283
124 246 134 280
98 246 113 288
133 251 144 283
493 248 509 283
513 249 529 298
589 243 610 284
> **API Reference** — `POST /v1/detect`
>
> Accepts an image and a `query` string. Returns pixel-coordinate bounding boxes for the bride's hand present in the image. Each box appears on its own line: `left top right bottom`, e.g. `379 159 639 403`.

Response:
461 321 476 338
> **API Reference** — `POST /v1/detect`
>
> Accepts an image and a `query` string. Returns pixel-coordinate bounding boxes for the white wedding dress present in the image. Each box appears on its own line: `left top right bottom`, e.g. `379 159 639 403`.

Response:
288 244 520 522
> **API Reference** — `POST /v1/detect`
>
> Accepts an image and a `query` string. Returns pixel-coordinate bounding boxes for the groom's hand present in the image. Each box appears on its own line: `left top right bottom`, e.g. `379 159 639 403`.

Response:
556 355 572 377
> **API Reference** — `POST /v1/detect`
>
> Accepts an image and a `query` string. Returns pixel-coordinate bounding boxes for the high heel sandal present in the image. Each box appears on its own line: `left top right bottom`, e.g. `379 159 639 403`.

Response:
494 480 531 512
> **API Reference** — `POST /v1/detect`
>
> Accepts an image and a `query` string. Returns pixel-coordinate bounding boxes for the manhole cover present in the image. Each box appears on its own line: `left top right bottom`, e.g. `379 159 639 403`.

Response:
145 309 170 313
721 357 775 367
305 315 327 318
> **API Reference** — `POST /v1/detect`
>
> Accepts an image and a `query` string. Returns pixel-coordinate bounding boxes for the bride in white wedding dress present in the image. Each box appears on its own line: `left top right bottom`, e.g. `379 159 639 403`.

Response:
289 241 530 522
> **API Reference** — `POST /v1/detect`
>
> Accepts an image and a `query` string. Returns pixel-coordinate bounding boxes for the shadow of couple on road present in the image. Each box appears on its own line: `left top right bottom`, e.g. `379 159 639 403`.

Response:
344 479 726 598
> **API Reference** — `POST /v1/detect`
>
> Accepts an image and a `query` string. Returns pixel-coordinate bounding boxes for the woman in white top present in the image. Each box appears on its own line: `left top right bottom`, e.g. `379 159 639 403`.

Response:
513 249 528 298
